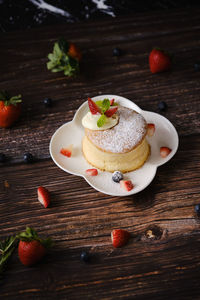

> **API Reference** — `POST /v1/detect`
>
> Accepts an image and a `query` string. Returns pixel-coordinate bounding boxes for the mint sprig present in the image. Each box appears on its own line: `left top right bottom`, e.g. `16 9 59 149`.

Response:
0 236 17 275
47 38 79 77
95 99 119 128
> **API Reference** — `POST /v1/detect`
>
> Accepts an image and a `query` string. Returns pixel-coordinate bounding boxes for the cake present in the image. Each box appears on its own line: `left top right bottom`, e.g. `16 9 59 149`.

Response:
82 98 150 173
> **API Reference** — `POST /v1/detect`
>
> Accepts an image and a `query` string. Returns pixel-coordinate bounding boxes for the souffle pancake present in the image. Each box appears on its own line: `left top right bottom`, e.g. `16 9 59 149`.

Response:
82 98 150 172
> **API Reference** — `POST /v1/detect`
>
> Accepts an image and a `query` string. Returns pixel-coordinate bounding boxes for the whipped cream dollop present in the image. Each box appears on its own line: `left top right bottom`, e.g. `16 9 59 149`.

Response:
82 112 119 130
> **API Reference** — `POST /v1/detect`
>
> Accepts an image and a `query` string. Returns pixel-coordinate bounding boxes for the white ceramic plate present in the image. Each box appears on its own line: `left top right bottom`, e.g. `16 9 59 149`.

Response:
49 95 179 196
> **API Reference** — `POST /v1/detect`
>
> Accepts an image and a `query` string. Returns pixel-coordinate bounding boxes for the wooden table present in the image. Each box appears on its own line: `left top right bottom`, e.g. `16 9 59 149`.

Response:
1 7 200 299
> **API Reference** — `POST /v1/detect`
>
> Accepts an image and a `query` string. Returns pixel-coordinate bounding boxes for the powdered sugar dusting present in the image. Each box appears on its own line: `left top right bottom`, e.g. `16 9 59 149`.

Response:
86 107 147 153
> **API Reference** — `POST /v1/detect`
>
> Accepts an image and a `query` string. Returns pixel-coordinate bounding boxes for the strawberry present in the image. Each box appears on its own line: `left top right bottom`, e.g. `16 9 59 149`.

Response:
147 123 155 137
85 168 98 176
0 91 22 128
110 99 115 106
60 144 73 157
68 43 82 61
88 98 102 115
111 229 130 248
120 180 134 192
37 186 50 208
18 227 52 267
105 106 118 117
160 146 172 158
149 48 171 74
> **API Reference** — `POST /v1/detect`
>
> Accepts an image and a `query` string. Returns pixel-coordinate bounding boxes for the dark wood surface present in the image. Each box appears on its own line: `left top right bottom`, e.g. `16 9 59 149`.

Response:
1 7 200 300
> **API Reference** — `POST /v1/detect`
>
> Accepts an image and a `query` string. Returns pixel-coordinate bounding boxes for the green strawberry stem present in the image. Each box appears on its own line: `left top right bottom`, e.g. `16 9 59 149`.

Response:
17 227 53 248
0 90 22 106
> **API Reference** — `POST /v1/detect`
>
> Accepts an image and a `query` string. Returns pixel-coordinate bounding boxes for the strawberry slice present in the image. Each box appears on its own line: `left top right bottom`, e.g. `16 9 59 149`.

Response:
60 144 73 157
110 98 115 106
37 186 50 208
111 229 130 248
147 123 155 137
88 98 101 115
105 106 118 117
160 146 172 158
85 168 98 176
120 180 134 191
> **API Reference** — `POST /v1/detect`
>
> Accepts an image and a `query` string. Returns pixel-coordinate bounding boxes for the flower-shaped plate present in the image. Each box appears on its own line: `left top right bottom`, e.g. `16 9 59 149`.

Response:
50 95 179 196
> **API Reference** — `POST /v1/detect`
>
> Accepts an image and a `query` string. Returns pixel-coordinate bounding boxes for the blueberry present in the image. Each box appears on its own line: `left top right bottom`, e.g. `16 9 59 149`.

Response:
80 251 90 263
23 153 34 163
158 101 167 112
194 62 200 71
44 98 52 107
113 48 122 57
0 153 6 163
195 204 200 215
112 171 124 183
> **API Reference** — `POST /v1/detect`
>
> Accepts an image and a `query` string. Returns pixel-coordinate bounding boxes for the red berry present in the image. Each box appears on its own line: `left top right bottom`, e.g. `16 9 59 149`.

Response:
105 106 118 117
110 99 115 106
85 168 98 176
37 186 50 208
120 180 134 191
149 48 171 74
160 146 172 158
18 240 46 266
60 144 73 157
111 229 130 248
88 98 101 115
147 123 155 137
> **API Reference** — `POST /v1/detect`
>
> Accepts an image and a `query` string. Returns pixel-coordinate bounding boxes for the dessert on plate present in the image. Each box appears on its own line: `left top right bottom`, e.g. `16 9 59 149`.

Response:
82 97 150 172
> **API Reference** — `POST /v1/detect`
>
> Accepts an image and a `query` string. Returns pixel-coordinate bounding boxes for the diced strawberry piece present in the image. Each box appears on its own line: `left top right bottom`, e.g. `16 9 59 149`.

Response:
147 123 155 137
60 144 73 157
85 168 98 176
105 106 118 117
160 146 172 158
88 98 101 115
111 229 130 248
110 99 115 106
120 180 134 191
37 186 50 208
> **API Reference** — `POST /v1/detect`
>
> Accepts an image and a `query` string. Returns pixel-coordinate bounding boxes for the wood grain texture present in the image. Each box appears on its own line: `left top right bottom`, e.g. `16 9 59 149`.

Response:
0 7 200 300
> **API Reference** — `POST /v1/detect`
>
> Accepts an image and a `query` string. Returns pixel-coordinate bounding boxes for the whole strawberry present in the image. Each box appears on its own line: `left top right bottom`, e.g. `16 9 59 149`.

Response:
17 227 52 267
0 90 22 128
149 48 171 74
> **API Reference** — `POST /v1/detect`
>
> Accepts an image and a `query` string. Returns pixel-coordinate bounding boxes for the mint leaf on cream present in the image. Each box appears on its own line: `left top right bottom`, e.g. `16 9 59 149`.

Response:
97 114 107 128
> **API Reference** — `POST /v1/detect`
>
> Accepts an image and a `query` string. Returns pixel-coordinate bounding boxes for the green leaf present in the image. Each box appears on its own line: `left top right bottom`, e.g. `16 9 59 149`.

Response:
48 53 56 61
0 236 16 254
58 38 69 53
97 114 107 127
95 99 110 113
47 39 80 77
95 100 103 107
41 237 53 249
53 42 62 58
47 61 56 70
17 226 38 242
0 235 18 275
101 99 110 113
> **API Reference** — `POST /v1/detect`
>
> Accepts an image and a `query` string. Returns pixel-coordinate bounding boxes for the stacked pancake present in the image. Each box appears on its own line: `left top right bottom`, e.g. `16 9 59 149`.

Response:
82 102 150 173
